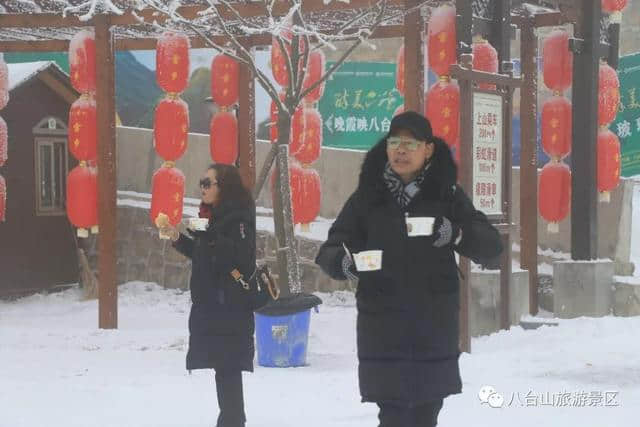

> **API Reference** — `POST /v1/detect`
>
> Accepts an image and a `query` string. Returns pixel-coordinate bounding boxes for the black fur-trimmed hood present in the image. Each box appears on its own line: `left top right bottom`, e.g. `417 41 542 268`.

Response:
356 137 458 206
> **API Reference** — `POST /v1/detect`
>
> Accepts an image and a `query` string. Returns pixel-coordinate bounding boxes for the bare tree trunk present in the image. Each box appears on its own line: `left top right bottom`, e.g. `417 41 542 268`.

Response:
271 113 302 295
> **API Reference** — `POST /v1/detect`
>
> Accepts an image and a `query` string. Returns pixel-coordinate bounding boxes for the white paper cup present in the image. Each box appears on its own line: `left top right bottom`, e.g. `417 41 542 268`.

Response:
406 216 436 237
188 218 209 231
353 250 383 271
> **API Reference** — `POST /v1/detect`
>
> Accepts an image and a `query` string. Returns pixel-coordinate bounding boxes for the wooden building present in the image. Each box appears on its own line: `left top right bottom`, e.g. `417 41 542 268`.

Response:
0 61 79 296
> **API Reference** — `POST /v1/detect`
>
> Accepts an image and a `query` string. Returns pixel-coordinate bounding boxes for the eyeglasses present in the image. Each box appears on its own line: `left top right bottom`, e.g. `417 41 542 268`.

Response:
386 136 426 151
199 177 218 189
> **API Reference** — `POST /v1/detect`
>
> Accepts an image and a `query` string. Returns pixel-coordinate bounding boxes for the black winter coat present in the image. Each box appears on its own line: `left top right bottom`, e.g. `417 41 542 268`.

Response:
172 200 256 372
315 139 503 406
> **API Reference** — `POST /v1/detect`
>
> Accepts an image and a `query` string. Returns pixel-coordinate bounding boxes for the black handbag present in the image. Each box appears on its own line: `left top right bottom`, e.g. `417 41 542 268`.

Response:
230 263 280 311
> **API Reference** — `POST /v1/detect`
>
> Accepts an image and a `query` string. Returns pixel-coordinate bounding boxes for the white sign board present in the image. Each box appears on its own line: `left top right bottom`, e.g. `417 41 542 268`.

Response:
472 92 503 216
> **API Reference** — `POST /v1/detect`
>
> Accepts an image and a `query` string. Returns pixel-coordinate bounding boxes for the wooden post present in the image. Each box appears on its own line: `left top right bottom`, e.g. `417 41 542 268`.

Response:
403 0 424 112
454 0 473 355
455 0 472 57
608 21 621 70
95 14 117 329
519 17 539 315
238 44 256 191
456 55 474 354
570 1 601 260
501 67 514 331
490 0 512 67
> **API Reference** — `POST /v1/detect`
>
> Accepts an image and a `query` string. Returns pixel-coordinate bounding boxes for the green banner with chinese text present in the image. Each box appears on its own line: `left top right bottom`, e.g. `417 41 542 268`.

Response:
613 53 640 177
318 62 403 150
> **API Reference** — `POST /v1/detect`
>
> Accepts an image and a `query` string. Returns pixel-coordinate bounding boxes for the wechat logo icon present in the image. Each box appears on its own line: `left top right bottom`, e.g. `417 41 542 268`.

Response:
479 385 505 408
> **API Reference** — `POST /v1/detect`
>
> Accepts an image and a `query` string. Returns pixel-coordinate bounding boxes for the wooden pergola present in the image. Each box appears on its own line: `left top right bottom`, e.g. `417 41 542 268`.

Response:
0 0 618 352
0 0 431 330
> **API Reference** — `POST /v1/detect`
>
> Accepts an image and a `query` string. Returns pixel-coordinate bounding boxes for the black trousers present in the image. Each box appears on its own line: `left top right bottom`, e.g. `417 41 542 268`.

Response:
377 400 443 427
215 370 246 427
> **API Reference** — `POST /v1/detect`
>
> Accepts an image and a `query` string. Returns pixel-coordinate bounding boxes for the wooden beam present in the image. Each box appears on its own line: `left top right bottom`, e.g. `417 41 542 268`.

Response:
238 44 256 191
95 14 118 329
512 11 565 28
403 0 424 113
114 34 272 50
0 39 70 52
0 24 404 53
519 17 539 315
449 65 522 87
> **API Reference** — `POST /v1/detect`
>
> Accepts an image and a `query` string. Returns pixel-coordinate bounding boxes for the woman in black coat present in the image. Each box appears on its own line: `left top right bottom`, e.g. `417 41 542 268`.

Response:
160 164 256 427
316 111 503 427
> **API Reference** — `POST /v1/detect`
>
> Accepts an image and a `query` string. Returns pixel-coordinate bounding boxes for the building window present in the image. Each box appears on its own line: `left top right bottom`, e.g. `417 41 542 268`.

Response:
36 139 67 215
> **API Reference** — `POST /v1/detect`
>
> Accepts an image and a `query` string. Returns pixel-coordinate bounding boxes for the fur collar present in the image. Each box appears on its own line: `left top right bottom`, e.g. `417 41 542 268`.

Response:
356 138 458 207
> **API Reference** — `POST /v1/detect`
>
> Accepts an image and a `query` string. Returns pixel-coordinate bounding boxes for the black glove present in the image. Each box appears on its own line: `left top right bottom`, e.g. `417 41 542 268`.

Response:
340 249 359 281
432 216 461 248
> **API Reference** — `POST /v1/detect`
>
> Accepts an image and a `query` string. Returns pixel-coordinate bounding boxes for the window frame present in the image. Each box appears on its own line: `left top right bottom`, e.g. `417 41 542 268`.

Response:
35 137 68 216
33 116 69 217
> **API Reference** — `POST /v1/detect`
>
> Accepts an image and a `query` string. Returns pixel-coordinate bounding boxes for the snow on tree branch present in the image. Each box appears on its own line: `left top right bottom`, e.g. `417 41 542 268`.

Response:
62 0 124 20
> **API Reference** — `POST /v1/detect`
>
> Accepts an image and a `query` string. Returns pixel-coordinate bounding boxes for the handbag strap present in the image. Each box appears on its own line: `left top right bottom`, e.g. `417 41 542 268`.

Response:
230 265 280 301
230 269 250 290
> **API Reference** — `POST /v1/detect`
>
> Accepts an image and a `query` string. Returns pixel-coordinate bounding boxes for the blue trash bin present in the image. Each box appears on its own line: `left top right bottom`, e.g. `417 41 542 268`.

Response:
255 309 311 367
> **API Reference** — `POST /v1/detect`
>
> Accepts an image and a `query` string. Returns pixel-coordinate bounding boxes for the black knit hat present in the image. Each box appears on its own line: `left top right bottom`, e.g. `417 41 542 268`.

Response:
387 110 434 142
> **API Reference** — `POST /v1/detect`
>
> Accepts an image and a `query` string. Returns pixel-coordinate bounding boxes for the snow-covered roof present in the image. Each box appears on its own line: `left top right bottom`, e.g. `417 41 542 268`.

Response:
7 61 68 92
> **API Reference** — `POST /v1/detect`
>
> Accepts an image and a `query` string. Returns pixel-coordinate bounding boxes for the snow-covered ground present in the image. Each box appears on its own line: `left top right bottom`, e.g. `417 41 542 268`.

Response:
1 282 639 427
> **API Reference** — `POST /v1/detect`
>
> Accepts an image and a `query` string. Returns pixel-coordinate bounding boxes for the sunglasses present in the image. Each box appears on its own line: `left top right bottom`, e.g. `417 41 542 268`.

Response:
199 177 218 189
386 136 426 151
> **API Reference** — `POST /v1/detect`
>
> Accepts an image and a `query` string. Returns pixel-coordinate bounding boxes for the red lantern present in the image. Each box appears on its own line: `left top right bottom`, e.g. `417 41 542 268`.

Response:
154 96 189 161
472 40 498 90
425 78 460 144
150 164 185 226
302 50 326 104
602 0 628 16
156 32 190 94
67 163 98 233
271 26 306 88
543 30 573 93
428 5 457 77
296 167 321 227
211 54 239 107
271 36 290 87
69 30 96 94
0 53 9 109
68 96 97 161
0 116 7 167
538 162 571 233
599 62 620 126
0 174 5 222
396 45 405 95
541 96 572 159
210 111 238 165
597 128 621 201
294 108 322 165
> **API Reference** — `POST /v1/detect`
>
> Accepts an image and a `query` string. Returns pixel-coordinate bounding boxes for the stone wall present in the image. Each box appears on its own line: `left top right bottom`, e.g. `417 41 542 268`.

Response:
84 196 346 294
116 127 637 267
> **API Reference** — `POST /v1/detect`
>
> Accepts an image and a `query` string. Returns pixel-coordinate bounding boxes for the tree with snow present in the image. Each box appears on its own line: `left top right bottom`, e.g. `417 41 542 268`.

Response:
67 0 428 295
